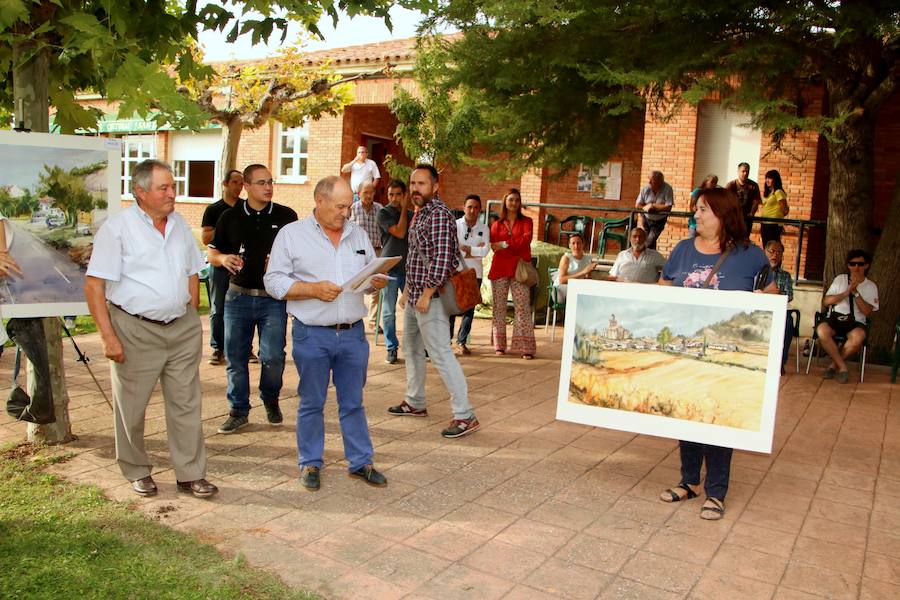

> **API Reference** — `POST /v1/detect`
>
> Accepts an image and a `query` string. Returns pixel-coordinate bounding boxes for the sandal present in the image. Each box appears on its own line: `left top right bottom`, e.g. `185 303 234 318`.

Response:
494 350 505 356
700 497 725 520
659 483 698 503
523 354 534 360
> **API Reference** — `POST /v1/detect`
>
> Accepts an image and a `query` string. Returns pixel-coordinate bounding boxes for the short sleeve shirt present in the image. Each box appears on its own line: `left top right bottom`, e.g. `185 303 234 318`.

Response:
635 183 674 222
662 239 769 291
349 159 380 192
210 201 298 290
201 199 238 230
377 204 412 275
725 179 762 218
825 274 879 324
609 248 666 283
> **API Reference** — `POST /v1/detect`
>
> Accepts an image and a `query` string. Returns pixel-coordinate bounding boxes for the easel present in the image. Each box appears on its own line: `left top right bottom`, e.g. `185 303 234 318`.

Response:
59 318 113 411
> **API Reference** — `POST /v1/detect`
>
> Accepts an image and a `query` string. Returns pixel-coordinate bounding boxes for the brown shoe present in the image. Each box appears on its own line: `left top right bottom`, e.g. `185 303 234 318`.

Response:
132 475 158 497
454 343 471 356
208 350 224 366
177 478 219 498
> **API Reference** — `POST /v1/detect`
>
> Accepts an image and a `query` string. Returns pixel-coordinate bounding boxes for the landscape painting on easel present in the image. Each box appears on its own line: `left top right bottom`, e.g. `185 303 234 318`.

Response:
556 280 786 453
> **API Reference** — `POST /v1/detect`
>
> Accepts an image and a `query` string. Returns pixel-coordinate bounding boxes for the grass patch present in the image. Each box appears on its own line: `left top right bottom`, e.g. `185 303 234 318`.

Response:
0 443 316 600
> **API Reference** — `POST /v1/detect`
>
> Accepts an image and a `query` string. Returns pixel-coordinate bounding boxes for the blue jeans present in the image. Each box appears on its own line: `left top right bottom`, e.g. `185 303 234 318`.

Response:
380 273 405 351
292 319 374 472
404 297 474 420
224 291 288 416
450 278 481 344
208 265 230 351
679 441 733 500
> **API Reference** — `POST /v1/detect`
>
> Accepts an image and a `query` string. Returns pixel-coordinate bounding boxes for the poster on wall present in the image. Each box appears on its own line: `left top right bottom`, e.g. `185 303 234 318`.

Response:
556 280 785 453
0 131 122 318
577 165 593 192
587 162 623 201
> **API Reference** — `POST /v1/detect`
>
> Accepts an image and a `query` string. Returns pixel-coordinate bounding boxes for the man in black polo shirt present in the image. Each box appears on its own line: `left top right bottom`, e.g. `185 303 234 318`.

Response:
208 164 298 433
376 179 412 364
201 169 243 366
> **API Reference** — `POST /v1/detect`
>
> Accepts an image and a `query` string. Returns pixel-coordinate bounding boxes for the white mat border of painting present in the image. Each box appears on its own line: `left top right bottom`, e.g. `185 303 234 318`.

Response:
556 279 787 454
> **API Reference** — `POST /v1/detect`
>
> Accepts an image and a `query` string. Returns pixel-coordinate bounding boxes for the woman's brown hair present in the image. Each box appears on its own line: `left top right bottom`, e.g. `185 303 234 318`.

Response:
500 188 523 221
698 187 748 252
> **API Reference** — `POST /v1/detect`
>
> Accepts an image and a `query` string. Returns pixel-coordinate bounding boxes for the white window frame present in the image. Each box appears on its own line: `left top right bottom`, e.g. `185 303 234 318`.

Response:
275 123 309 183
120 135 156 199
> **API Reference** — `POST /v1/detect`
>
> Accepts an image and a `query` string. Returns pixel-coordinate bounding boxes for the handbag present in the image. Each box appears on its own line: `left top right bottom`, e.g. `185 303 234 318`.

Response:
414 239 481 316
515 259 539 288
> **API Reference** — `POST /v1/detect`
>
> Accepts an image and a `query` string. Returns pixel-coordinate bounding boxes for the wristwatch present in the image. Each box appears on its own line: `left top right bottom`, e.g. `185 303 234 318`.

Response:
853 291 861 299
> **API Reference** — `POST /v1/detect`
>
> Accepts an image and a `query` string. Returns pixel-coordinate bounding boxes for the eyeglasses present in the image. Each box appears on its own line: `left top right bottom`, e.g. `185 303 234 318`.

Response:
464 226 472 240
766 248 784 255
848 261 867 267
251 179 274 186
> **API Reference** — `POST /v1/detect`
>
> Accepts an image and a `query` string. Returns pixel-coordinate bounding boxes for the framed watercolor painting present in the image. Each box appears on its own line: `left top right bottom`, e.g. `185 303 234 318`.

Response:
556 280 787 453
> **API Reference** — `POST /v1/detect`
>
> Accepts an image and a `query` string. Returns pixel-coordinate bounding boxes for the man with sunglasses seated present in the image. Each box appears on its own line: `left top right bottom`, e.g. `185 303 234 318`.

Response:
816 249 879 383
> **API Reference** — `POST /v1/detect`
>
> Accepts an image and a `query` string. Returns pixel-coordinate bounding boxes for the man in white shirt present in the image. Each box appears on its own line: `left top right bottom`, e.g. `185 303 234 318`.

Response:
450 194 489 354
84 159 217 499
609 227 666 283
341 145 380 200
264 175 388 491
816 249 879 383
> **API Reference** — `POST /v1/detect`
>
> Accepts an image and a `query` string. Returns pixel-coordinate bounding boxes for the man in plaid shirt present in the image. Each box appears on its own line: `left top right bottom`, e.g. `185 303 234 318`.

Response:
388 164 480 439
351 180 383 328
763 240 794 373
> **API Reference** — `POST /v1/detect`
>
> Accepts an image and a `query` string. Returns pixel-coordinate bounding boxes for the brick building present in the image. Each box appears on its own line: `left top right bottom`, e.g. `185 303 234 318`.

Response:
88 37 897 281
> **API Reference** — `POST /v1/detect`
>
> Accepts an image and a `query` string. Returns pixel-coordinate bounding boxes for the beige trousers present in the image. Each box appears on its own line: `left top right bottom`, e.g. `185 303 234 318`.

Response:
109 304 206 483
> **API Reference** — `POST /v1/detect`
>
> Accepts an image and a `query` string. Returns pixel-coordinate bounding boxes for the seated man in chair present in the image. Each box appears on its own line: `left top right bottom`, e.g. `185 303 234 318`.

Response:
816 249 879 383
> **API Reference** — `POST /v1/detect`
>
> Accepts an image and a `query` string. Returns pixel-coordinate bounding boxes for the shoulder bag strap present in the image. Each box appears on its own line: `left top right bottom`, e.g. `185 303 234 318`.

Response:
701 246 732 289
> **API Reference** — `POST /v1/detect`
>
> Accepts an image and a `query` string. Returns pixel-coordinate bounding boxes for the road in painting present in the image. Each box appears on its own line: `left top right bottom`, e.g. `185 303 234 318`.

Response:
568 296 772 431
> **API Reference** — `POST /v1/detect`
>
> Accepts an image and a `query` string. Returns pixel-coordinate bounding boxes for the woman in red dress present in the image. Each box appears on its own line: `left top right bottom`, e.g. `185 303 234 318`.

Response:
488 189 536 359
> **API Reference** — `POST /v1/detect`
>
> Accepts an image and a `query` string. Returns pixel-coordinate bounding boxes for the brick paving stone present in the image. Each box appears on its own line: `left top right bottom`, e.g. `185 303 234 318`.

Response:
523 557 612 600
724 521 798 558
597 578 683 600
463 538 549 582
361 544 451 591
711 541 789 582
781 562 860 600
405 521 490 562
863 552 900 585
619 551 703 596
860 577 900 600
791 535 865 575
585 513 658 549
689 569 776 600
556 533 636 574
414 563 515 600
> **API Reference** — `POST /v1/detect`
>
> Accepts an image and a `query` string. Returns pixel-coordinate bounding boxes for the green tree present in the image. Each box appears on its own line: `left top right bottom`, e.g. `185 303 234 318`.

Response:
418 0 899 355
388 38 482 176
657 326 673 347
38 165 96 225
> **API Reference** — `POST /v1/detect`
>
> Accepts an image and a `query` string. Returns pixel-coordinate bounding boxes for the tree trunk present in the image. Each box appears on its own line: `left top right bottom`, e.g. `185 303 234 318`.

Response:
867 178 900 360
823 116 876 287
219 116 243 175
13 42 75 444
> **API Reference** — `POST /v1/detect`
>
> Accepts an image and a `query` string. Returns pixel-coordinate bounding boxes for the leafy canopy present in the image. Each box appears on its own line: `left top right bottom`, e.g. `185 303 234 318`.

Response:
0 1 429 132
416 1 899 173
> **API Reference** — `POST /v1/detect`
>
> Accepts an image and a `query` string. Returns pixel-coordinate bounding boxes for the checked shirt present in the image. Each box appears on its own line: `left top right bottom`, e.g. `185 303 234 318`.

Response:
350 200 383 250
406 195 460 305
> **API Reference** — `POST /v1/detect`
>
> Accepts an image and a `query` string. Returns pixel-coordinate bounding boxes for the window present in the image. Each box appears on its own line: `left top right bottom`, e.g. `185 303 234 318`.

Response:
693 102 762 188
276 124 309 181
173 160 216 199
120 136 156 197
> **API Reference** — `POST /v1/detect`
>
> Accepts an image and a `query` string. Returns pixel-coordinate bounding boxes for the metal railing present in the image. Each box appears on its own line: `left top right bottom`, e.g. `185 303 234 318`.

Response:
483 200 826 285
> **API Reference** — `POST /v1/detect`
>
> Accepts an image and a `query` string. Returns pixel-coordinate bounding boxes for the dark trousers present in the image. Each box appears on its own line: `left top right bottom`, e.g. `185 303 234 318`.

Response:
640 215 667 250
782 314 794 367
679 441 733 500
450 278 482 344
208 265 230 351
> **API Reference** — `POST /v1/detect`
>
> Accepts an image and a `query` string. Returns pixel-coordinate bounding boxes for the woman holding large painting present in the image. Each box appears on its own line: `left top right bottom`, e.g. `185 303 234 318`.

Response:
657 187 775 520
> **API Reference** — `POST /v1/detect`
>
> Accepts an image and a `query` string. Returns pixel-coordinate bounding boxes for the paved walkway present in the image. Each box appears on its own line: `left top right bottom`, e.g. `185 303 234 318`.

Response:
1 318 898 600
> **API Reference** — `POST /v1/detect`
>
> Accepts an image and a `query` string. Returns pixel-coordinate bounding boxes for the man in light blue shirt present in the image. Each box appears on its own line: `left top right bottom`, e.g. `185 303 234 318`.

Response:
634 170 674 249
264 175 388 492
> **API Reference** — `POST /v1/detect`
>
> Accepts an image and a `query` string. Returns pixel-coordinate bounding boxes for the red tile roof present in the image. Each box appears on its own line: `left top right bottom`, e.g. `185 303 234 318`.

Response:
299 36 419 66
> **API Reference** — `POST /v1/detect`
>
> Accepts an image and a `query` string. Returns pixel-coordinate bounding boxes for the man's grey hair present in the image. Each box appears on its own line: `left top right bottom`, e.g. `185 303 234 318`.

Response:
314 175 343 202
650 170 664 181
132 159 173 195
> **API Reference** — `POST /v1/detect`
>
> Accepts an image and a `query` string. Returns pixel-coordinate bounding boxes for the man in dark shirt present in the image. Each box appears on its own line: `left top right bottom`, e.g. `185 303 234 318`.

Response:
725 162 762 236
208 164 298 434
376 179 413 364
201 170 244 366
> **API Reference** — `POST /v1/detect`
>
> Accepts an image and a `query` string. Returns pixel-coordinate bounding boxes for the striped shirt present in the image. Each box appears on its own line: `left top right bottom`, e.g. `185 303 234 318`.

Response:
350 200 383 249
406 195 460 305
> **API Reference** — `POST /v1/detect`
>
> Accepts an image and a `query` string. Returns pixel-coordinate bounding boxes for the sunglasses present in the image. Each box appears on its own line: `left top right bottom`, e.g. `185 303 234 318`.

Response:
464 226 472 240
848 261 867 267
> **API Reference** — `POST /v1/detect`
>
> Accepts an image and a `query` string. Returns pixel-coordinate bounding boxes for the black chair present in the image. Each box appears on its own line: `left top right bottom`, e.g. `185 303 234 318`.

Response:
787 309 801 373
805 309 870 382
557 215 589 246
543 214 555 241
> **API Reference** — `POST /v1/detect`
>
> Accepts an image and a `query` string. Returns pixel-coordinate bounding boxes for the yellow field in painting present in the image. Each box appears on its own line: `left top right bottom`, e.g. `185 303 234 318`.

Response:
569 351 765 431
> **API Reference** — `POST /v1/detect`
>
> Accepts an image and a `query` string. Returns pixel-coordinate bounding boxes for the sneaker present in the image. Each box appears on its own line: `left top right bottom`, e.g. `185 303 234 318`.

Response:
442 417 480 439
248 350 259 364
349 464 387 487
387 401 428 417
454 343 471 356
263 400 283 425
385 349 398 364
208 350 224 366
217 414 249 434
299 466 320 491
822 366 836 380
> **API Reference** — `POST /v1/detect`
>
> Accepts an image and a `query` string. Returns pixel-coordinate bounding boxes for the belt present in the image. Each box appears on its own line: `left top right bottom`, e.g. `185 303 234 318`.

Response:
110 303 176 326
229 283 270 297
306 320 362 330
